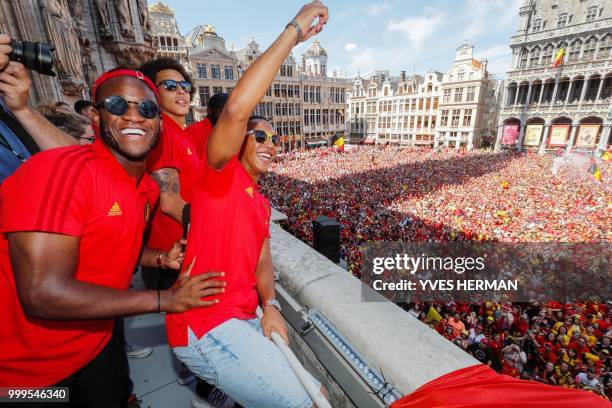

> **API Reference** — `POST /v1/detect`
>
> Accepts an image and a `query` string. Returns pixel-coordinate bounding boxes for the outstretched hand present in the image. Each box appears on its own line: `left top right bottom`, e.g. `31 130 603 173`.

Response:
292 0 329 43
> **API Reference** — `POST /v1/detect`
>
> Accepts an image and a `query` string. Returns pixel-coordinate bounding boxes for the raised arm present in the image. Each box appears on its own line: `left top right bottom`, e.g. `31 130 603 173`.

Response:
0 61 77 149
207 1 328 169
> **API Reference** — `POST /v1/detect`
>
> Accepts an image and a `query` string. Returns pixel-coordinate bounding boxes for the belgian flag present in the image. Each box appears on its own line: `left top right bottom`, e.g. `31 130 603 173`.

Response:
552 48 565 68
331 132 345 152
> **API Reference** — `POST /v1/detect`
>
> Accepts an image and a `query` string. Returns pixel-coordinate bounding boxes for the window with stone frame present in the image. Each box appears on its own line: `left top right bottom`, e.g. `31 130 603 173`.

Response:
582 37 597 61
433 97 439 109
224 66 234 80
519 48 528 69
454 87 463 103
441 110 449 126
557 12 568 27
198 86 210 107
274 84 281 98
541 44 554 65
466 86 476 102
457 70 464 81
567 39 582 62
281 84 287 98
532 18 543 32
586 6 598 22
304 109 310 125
295 85 300 99
528 47 541 68
443 88 451 103
451 109 460 127
463 109 472 127
599 34 612 59
211 65 221 79
196 63 207 78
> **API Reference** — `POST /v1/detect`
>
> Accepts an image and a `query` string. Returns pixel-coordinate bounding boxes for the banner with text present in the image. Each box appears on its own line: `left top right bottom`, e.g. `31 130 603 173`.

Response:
360 242 610 303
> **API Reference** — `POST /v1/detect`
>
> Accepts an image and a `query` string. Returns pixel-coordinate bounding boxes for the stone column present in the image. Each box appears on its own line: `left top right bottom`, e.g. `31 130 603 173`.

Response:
538 83 545 105
513 86 520 106
597 124 610 153
578 79 588 105
455 133 461 150
596 78 605 101
467 131 474 151
444 132 450 148
550 80 559 106
538 122 551 155
515 120 526 151
565 121 579 153
565 80 573 104
494 124 503 152
525 83 533 106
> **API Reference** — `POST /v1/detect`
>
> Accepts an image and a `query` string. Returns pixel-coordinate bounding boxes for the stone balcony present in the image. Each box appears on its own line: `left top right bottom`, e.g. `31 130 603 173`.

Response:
506 59 611 82
500 99 611 118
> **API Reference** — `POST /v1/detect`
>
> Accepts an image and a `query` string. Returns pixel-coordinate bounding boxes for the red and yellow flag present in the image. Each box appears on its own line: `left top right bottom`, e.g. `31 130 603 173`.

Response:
552 48 565 68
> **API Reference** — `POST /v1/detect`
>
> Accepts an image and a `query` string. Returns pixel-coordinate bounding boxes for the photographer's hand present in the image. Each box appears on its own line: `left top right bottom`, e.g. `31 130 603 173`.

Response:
0 62 31 113
0 34 11 71
0 61 77 149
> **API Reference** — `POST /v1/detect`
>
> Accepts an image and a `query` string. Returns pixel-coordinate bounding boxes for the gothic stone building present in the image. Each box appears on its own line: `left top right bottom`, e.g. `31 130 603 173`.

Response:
495 0 611 154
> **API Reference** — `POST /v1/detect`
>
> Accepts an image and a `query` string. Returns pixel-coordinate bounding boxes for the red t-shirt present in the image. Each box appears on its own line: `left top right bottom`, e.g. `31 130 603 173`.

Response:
146 114 199 251
165 153 270 347
185 118 212 160
0 141 159 387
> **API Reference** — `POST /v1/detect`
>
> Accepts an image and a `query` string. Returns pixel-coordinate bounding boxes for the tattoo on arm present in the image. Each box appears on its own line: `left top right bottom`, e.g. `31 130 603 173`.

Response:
151 168 180 194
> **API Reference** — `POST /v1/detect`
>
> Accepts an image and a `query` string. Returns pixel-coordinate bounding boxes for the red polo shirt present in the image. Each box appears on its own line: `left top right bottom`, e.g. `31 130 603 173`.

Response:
185 117 212 160
146 114 199 251
0 140 159 387
166 153 270 347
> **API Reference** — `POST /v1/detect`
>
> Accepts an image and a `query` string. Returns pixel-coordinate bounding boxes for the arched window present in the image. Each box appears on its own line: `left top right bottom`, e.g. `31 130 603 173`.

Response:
557 12 568 27
567 39 582 62
599 34 612 59
541 44 554 66
529 47 541 68
519 48 528 69
583 37 597 61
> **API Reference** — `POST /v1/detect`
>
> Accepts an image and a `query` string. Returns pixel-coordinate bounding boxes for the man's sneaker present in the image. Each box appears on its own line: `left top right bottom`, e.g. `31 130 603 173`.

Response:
125 345 153 359
192 387 236 408
178 365 196 385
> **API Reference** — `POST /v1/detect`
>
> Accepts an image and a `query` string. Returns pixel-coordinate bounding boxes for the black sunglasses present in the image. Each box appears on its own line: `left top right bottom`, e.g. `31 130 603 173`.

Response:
157 79 193 94
75 136 95 143
95 95 159 119
248 129 280 146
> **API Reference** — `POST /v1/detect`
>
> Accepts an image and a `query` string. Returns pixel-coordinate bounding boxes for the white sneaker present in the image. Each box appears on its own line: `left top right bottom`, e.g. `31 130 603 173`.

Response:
178 365 196 385
125 344 153 359
191 395 214 408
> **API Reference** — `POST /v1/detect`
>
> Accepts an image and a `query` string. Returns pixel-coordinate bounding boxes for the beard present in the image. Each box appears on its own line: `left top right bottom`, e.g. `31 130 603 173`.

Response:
99 118 160 162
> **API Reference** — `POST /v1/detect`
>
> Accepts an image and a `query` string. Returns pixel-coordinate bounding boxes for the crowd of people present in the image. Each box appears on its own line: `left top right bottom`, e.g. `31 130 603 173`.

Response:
261 145 609 277
260 145 610 400
409 300 610 400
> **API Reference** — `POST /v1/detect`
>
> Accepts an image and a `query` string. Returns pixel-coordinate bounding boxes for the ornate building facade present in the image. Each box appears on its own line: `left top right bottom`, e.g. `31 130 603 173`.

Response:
148 3 350 148
435 42 499 150
495 0 611 153
0 0 155 105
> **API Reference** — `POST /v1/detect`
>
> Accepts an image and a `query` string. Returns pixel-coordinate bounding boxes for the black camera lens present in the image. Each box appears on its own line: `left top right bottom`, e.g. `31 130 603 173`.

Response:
8 40 56 77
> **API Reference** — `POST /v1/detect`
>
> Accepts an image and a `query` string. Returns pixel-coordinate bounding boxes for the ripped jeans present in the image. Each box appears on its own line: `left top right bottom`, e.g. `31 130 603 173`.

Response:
172 318 320 408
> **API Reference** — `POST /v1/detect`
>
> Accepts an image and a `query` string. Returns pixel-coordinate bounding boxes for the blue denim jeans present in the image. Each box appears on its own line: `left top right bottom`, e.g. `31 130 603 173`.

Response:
172 318 320 408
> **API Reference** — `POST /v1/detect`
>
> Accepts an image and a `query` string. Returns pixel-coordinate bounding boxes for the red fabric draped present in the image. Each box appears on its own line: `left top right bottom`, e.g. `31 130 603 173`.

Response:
391 364 609 408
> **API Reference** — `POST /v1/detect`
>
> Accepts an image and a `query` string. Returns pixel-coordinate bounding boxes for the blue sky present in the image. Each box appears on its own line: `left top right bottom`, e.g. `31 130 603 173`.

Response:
156 0 521 78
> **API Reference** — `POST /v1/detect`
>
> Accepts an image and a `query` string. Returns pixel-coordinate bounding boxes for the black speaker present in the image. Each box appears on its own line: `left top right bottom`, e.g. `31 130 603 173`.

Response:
312 216 341 263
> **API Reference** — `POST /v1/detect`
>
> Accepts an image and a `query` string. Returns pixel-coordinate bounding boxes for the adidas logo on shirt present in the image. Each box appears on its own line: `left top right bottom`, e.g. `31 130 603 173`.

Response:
107 202 123 216
187 147 193 155
245 187 253 198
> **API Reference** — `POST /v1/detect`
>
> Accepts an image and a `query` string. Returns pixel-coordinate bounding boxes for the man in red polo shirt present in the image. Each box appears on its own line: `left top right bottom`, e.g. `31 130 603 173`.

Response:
168 2 330 406
0 69 224 407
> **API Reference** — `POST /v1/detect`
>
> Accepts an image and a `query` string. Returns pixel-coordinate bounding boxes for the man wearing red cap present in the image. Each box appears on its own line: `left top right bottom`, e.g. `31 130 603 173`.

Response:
0 69 224 407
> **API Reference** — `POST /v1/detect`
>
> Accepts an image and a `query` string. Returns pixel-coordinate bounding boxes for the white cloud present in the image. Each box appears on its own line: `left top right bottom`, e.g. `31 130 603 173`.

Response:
344 43 357 51
478 44 511 60
366 3 390 17
387 15 445 51
461 0 521 40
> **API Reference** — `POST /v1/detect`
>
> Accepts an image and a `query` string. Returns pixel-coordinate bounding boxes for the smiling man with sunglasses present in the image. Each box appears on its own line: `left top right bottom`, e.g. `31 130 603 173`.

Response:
167 2 330 407
0 68 225 407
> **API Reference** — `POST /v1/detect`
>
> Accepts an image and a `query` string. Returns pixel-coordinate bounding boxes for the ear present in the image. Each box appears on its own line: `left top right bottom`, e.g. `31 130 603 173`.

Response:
90 107 101 132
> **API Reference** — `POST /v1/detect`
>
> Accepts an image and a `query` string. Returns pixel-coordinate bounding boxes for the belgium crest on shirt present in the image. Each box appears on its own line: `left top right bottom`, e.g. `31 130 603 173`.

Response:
144 201 151 223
